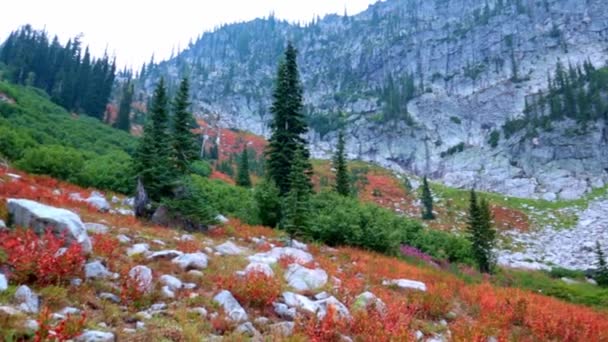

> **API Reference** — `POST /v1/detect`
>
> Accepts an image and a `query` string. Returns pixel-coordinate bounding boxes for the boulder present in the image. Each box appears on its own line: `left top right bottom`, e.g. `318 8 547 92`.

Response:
269 322 295 337
15 285 39 313
285 264 328 292
353 291 387 314
382 279 427 292
215 241 247 255
282 292 319 314
161 286 175 299
75 330 115 342
0 219 6 229
244 262 274 277
273 302 296 320
85 192 110 212
213 290 248 322
172 253 208 270
215 214 229 224
235 322 260 337
7 199 92 253
127 243 150 256
316 296 351 320
129 266 153 293
99 293 121 304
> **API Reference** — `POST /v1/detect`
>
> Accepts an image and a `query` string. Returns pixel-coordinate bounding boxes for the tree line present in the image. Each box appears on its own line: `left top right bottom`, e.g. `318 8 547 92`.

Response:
0 25 116 120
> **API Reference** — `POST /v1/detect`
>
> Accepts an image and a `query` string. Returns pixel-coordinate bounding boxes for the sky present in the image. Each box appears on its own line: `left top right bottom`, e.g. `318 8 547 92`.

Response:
0 0 378 69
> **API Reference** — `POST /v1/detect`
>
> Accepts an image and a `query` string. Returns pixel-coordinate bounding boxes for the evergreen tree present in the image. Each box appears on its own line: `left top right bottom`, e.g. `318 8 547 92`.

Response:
236 148 252 187
172 77 199 174
595 241 608 287
421 176 435 220
255 179 281 227
115 80 133 132
133 78 175 206
265 42 311 195
333 129 350 196
466 189 496 273
282 147 312 239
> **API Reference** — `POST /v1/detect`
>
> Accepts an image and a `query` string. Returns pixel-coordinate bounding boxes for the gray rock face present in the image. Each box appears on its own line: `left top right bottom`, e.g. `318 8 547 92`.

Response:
15 285 39 313
284 264 328 292
142 0 608 199
7 198 92 253
213 290 248 322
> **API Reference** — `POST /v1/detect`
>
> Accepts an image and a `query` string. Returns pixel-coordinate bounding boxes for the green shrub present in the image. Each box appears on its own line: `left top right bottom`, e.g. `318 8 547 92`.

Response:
163 176 218 229
78 151 135 194
16 145 84 181
488 130 500 148
548 267 585 280
413 229 474 264
0 125 36 160
254 180 281 227
190 160 212 178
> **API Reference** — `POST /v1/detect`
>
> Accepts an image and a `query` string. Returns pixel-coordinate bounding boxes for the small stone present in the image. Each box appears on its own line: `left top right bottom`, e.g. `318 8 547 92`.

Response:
215 214 229 224
127 243 150 256
254 316 270 326
150 303 167 311
161 286 175 299
159 274 183 291
172 253 208 270
24 319 39 332
71 278 83 287
99 293 121 304
244 262 274 277
0 306 21 316
123 328 137 334
213 290 248 322
0 273 7 292
147 250 183 260
189 307 208 317
117 234 131 243
291 239 308 251
85 223 109 234
235 322 260 337
15 285 39 313
273 302 296 320
183 283 197 290
85 261 114 279
136 321 145 330
152 239 166 246
415 331 424 341
216 241 246 255
314 291 330 300
0 220 6 229
187 270 204 277
181 234 195 241
129 265 153 293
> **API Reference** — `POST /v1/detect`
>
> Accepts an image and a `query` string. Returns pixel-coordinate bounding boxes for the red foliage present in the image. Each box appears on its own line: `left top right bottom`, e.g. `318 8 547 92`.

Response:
0 229 84 285
175 239 200 253
91 233 120 259
210 170 235 185
216 270 281 309
492 205 530 232
302 305 349 342
350 302 415 341
35 306 87 342
119 265 150 307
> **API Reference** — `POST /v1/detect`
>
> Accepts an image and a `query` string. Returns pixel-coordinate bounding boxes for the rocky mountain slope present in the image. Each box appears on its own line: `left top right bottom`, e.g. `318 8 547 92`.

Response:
140 0 608 200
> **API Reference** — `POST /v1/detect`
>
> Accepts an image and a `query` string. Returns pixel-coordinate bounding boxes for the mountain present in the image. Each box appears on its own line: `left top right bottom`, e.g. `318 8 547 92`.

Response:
139 0 608 200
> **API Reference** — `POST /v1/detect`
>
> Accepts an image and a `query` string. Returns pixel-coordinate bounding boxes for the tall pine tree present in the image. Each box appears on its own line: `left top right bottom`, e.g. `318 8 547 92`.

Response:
333 129 350 196
282 147 312 239
115 79 133 132
466 189 496 273
134 78 175 205
265 42 311 195
236 148 252 187
421 176 435 220
172 77 199 174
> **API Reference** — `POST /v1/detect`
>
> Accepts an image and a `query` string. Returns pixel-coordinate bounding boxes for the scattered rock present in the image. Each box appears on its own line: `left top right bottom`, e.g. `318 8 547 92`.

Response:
382 279 427 292
147 250 183 260
84 223 109 234
0 219 6 229
99 293 121 304
189 307 208 317
71 278 83 287
213 290 248 322
0 306 21 316
285 264 328 292
159 274 183 291
244 262 274 277
282 292 319 314
215 214 229 224
254 316 270 326
85 192 111 212
75 330 115 342
129 265 153 293
161 286 175 299
249 247 314 265
24 319 39 332
117 234 132 243
273 302 296 320
127 243 150 256
291 239 308 251
7 198 92 253
188 270 204 278
235 322 260 337
85 261 114 280
172 253 209 270
316 296 351 320
15 285 39 313
216 241 247 255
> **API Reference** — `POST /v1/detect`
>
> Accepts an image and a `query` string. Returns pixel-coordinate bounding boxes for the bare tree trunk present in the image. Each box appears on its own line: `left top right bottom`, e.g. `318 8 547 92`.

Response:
134 177 149 218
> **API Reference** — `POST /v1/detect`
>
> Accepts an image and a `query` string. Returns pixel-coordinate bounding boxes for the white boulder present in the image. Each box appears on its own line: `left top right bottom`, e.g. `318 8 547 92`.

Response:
172 253 209 270
382 279 427 292
285 264 328 292
213 290 248 322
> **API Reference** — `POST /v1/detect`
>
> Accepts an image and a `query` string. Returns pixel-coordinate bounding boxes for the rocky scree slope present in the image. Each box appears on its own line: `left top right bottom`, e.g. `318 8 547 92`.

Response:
139 0 608 200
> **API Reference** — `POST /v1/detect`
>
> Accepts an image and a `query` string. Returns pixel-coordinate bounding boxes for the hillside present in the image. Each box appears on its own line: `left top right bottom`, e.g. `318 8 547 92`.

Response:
1 168 608 341
140 0 608 200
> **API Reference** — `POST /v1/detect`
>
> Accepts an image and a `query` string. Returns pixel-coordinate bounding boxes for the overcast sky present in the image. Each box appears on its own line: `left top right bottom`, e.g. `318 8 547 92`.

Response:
0 0 378 69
